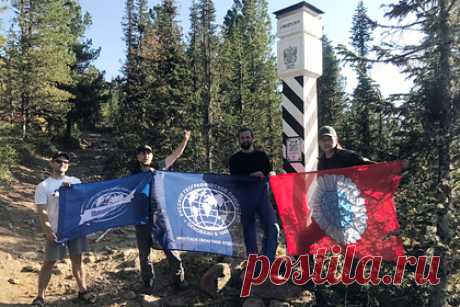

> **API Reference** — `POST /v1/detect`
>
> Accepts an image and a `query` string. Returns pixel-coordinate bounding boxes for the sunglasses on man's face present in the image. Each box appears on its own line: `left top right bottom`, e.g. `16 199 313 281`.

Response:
53 159 69 165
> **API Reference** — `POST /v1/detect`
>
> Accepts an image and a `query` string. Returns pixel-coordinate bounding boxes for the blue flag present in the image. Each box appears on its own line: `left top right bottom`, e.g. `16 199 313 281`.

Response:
152 171 268 257
57 172 152 242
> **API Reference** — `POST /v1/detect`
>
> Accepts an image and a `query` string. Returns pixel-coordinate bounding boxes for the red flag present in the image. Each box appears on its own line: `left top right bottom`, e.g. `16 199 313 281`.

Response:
269 161 405 261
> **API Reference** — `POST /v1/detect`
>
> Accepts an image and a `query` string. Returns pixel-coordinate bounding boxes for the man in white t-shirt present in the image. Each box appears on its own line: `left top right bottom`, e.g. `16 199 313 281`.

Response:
31 152 95 307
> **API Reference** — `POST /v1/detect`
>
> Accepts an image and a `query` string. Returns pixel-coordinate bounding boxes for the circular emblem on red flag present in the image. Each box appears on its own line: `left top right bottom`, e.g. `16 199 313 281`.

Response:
308 174 367 244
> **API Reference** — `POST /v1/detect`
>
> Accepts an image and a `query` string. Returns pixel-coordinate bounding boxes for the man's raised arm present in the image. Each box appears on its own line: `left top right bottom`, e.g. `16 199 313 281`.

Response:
164 130 191 170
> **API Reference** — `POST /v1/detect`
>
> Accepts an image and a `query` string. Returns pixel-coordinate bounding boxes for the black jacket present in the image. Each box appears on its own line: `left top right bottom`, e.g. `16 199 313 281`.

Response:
317 147 374 170
229 150 272 176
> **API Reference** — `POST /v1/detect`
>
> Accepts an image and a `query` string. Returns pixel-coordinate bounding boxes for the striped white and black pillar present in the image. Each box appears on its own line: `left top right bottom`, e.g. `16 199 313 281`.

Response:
275 2 323 173
281 75 319 173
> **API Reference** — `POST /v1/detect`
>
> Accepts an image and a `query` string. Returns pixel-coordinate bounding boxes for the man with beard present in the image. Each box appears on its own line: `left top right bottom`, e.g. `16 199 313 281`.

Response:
229 127 279 265
132 130 191 292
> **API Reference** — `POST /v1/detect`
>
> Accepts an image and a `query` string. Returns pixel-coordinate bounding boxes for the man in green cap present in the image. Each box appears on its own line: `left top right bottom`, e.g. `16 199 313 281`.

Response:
317 125 374 170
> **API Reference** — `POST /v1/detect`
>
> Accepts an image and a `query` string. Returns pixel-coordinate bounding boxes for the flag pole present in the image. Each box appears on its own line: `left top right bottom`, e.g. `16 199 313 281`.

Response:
95 228 112 243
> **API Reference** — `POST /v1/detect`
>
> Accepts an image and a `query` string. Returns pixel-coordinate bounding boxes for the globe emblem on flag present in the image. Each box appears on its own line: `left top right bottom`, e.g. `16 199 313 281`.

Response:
308 174 367 244
180 186 238 232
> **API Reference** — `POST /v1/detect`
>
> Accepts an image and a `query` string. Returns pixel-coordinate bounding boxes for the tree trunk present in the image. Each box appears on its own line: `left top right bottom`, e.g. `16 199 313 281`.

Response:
66 112 73 138
202 1 213 172
21 90 27 139
429 0 452 306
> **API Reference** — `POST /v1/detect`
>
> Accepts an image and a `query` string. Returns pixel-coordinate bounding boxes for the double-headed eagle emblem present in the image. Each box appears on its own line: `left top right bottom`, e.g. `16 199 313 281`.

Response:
283 46 297 69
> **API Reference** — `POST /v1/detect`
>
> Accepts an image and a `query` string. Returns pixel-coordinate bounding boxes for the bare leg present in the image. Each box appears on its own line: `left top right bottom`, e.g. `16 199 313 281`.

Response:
37 260 56 299
70 254 87 292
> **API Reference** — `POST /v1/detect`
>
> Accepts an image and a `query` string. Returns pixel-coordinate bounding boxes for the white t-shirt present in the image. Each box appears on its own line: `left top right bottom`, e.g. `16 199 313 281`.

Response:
34 176 81 233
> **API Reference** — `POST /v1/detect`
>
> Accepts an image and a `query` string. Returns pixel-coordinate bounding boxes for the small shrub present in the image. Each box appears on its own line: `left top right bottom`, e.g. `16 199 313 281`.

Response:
0 143 17 183
33 136 58 157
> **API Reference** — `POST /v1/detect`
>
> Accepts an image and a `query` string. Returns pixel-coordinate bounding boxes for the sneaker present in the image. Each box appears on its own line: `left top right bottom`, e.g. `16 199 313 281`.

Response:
30 297 46 307
173 274 189 290
143 278 155 293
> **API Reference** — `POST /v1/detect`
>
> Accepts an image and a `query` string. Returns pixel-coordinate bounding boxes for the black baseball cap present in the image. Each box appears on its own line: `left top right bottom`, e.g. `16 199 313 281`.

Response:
136 145 153 153
52 152 70 161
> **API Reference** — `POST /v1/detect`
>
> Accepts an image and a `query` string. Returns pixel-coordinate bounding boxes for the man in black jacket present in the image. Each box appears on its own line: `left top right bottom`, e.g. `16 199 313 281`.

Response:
132 130 191 292
317 126 374 170
229 127 279 264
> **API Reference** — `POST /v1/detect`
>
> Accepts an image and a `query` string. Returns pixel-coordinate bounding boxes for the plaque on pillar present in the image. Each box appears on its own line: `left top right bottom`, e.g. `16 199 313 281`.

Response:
286 136 302 163
274 1 324 173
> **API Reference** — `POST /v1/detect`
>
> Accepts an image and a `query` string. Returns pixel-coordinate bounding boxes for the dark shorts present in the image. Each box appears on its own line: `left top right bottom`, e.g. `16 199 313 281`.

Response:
44 237 89 262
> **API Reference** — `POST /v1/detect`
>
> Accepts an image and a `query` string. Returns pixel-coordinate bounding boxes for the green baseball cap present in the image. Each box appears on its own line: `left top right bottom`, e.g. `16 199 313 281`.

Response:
318 126 337 137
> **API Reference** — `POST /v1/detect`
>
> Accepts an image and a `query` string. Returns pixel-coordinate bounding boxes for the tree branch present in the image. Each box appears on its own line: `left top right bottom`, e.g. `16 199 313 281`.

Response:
447 0 459 13
369 19 426 31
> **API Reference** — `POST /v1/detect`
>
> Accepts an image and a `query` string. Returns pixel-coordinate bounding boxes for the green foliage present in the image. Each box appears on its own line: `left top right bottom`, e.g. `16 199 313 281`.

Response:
0 133 16 182
66 66 109 135
214 0 281 172
0 0 74 137
0 4 6 46
0 0 106 139
186 0 219 171
100 77 122 129
0 145 16 180
363 0 459 305
317 36 347 129
350 1 374 63
62 1 107 138
336 1 385 160
32 136 59 157
117 0 194 171
114 0 281 173
102 133 141 179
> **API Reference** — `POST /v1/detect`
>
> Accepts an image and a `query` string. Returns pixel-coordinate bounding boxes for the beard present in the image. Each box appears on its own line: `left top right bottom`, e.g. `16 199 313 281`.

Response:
240 142 252 150
138 159 152 167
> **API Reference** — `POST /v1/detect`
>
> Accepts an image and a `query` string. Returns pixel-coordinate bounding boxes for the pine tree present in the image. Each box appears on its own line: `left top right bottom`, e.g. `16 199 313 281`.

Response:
338 1 382 157
350 1 373 73
186 0 205 170
349 70 382 157
120 0 138 128
241 0 281 164
141 0 192 166
214 0 244 172
9 0 75 138
186 0 218 171
69 67 109 132
14 0 35 138
0 26 19 126
198 0 217 171
338 0 460 305
317 35 346 129
64 0 105 138
131 0 151 126
100 77 123 129
215 0 281 171
380 1 458 305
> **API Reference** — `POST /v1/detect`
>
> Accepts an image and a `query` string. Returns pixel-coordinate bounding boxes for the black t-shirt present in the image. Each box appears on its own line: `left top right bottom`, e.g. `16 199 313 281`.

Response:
317 148 374 170
129 160 166 215
130 159 166 175
229 150 272 176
